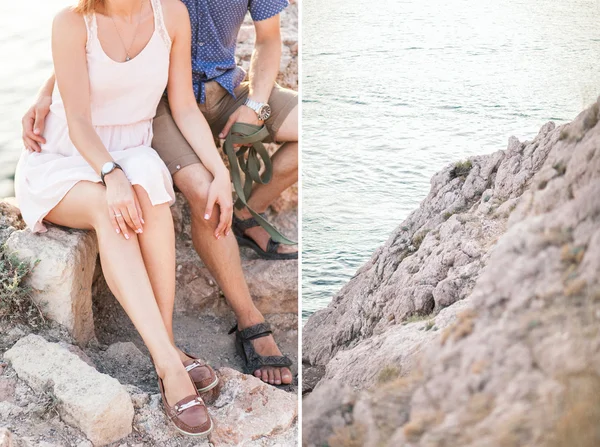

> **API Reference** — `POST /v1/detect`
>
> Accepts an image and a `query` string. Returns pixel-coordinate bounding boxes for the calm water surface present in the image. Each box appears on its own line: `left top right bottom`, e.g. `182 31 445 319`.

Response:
0 0 73 197
302 0 600 321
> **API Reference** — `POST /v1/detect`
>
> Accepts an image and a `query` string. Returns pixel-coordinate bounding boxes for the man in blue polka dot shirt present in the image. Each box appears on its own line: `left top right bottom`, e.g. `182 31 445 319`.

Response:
22 0 296 387
154 0 298 260
152 0 297 386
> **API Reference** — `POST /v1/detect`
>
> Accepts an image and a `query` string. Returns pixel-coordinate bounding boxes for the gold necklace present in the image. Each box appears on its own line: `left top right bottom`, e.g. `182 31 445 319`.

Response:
109 0 144 62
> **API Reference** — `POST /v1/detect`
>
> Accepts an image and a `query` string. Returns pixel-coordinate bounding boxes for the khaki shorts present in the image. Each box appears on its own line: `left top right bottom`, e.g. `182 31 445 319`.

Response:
152 81 298 175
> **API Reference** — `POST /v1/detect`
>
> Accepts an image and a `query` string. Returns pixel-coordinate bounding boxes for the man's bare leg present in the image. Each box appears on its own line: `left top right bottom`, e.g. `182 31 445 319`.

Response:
173 164 293 385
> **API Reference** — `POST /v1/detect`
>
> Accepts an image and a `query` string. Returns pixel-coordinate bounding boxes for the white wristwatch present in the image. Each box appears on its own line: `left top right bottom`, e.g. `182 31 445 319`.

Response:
244 98 272 121
100 161 123 186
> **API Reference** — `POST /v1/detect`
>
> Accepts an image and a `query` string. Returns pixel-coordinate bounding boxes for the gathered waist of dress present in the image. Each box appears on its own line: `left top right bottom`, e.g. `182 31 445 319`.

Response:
49 95 157 128
41 108 155 156
92 117 154 128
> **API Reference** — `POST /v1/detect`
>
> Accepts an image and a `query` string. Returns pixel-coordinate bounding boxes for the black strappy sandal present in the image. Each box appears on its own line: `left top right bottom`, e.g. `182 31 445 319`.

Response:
232 213 298 260
228 322 293 381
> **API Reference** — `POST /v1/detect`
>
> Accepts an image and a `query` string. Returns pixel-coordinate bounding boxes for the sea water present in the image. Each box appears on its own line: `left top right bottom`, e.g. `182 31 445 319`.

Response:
302 0 600 321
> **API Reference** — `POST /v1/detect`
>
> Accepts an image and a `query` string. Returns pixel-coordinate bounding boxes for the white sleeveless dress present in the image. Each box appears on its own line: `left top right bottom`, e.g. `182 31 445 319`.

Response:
15 0 176 233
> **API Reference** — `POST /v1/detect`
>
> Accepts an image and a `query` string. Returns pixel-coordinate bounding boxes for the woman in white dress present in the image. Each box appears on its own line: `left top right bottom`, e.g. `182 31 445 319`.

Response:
15 0 232 435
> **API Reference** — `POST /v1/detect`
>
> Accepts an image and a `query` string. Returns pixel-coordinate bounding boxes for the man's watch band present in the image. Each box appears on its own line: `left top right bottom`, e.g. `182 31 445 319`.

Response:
100 161 123 186
244 98 272 121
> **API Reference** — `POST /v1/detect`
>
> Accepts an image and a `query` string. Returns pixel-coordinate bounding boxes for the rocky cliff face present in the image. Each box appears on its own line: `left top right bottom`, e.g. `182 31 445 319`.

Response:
303 99 600 446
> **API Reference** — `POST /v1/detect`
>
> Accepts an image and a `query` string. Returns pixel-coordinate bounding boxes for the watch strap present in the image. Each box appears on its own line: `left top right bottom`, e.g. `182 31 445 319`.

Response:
244 98 264 113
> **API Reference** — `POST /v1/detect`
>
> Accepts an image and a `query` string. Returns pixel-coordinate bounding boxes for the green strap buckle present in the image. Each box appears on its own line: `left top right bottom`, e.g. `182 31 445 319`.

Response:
224 122 297 246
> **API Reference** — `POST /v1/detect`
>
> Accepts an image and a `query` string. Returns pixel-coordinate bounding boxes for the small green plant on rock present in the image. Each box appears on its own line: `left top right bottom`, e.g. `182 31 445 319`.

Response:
0 246 44 327
412 230 430 250
404 313 432 324
378 365 400 384
451 160 473 180
553 162 567 176
39 386 61 419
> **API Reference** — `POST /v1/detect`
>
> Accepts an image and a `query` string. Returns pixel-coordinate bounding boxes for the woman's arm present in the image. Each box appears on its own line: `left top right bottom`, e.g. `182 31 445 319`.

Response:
51 8 143 238
164 1 232 239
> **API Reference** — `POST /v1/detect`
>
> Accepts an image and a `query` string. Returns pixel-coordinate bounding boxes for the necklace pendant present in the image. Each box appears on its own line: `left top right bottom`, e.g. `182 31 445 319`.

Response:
125 56 131 62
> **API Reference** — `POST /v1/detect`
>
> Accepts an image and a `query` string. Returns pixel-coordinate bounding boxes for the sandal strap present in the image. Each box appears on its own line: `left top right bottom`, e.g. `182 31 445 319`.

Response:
249 354 293 369
229 322 294 375
228 322 273 340
233 213 267 232
266 239 280 254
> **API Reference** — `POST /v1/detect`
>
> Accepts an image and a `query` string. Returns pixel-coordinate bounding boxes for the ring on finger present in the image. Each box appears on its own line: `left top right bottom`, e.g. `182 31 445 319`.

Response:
114 213 123 218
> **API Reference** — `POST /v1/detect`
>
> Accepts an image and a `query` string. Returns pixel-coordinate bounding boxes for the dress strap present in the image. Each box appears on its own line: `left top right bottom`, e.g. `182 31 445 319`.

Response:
150 0 172 52
83 13 98 52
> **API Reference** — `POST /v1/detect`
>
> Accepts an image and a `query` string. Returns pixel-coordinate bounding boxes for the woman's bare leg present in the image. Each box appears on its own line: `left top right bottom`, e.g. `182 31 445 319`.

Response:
45 181 195 405
130 185 189 362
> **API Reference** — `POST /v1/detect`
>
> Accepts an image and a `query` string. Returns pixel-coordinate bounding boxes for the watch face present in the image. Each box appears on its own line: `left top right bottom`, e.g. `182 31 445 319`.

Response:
101 162 115 175
259 104 272 121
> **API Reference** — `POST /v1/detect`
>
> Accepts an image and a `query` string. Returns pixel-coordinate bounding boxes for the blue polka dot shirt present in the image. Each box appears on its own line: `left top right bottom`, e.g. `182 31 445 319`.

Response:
180 0 289 104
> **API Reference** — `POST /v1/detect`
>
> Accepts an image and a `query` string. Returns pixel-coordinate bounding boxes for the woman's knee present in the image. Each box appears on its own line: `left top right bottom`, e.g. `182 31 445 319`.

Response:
46 181 108 230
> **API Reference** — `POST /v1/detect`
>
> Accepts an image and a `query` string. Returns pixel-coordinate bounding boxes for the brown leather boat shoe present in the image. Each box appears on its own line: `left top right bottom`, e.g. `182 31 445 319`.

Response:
184 358 219 393
181 350 219 393
158 377 213 436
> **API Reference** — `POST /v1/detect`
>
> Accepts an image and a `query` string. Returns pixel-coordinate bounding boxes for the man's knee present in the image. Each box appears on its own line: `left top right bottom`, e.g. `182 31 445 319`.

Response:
173 164 214 217
273 103 298 142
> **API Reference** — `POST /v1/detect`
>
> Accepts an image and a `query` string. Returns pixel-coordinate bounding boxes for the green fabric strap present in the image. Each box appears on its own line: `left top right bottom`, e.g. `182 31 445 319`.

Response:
224 122 297 246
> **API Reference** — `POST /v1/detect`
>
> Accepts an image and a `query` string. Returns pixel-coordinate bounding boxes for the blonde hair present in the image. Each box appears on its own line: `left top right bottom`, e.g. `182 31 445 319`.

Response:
73 0 103 14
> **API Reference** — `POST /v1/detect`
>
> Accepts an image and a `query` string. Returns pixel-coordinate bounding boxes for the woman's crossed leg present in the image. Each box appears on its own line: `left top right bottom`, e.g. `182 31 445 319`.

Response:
45 181 194 407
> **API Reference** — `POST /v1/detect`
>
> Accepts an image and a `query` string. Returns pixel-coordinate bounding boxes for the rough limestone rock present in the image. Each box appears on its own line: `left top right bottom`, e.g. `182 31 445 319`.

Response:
134 368 297 446
4 335 134 446
173 257 298 316
302 381 355 446
303 99 600 446
319 299 473 389
5 228 98 344
0 376 17 403
0 429 12 447
0 200 24 247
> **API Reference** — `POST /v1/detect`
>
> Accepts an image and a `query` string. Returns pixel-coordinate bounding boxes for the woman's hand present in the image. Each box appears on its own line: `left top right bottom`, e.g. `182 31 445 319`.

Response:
204 170 233 239
104 170 144 239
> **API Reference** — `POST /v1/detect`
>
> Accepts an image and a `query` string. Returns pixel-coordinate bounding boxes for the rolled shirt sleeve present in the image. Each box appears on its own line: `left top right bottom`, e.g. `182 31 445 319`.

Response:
248 0 289 21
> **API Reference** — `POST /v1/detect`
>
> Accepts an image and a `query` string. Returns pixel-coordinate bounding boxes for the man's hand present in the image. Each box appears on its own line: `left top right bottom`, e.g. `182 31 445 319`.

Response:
22 95 52 152
204 171 233 239
219 105 263 140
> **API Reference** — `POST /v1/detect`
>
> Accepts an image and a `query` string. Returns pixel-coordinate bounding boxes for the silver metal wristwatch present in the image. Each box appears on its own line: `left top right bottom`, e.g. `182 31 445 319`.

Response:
100 161 123 186
244 98 272 121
